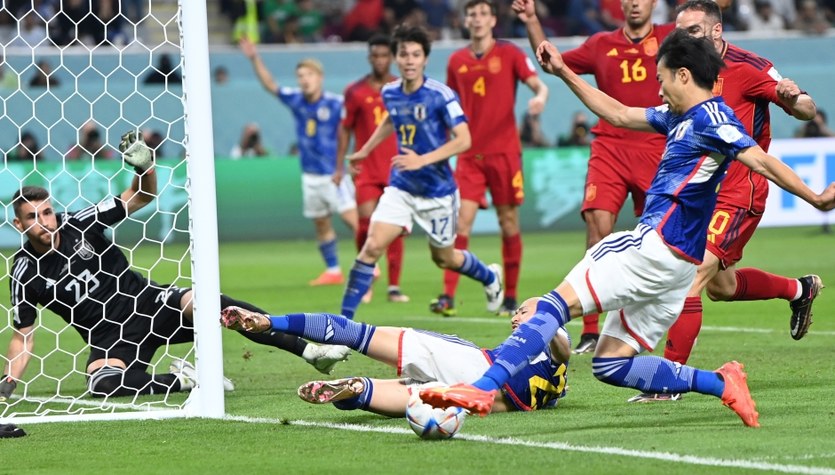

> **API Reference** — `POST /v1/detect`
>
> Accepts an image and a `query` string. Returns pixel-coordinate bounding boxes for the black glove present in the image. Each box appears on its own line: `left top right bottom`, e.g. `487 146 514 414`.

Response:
0 375 17 402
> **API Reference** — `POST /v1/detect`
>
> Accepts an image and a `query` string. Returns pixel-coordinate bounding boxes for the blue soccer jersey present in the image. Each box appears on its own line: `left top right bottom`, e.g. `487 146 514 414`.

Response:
483 346 568 411
381 77 467 197
277 87 343 175
643 97 758 263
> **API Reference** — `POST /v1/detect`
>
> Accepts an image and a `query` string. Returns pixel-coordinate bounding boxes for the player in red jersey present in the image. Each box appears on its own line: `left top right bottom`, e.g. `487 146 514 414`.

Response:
628 0 822 402
514 0 673 353
430 0 548 317
337 34 409 304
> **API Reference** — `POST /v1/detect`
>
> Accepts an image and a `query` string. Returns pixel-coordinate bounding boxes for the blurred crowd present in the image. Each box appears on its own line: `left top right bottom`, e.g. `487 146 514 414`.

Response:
222 0 835 44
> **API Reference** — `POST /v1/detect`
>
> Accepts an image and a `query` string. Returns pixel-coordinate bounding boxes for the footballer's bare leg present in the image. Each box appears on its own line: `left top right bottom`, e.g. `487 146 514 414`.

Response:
575 208 617 353
432 199 479 316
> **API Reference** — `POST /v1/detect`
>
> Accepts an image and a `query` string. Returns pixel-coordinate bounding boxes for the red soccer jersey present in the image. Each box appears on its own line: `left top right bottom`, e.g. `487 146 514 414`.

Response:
713 41 792 211
562 23 675 149
446 40 537 156
341 75 399 185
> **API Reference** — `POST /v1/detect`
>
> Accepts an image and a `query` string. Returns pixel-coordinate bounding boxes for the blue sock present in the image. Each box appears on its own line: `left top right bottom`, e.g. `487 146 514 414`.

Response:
592 356 725 397
473 291 570 392
341 260 376 319
456 250 495 286
319 239 339 270
333 377 374 411
268 313 376 354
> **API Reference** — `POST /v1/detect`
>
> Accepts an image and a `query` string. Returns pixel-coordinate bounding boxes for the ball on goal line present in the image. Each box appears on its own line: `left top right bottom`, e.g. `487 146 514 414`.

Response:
405 389 467 440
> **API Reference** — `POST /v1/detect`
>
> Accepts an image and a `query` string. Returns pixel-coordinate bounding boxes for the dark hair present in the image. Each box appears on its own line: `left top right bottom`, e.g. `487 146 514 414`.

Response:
368 33 390 49
676 0 723 23
12 186 50 217
656 29 724 90
390 25 431 57
464 0 497 15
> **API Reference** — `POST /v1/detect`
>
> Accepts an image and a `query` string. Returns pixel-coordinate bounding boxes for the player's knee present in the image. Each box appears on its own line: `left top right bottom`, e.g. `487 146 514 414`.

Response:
359 241 385 261
430 252 454 269
705 281 734 301
88 366 126 398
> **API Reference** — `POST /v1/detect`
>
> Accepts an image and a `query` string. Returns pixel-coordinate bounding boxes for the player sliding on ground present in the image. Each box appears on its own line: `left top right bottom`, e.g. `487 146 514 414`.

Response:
219 298 569 416
419 30 835 428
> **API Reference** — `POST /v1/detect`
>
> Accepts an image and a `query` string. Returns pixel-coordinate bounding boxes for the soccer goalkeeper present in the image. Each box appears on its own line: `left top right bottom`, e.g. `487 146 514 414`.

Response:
220 298 570 416
2 131 349 401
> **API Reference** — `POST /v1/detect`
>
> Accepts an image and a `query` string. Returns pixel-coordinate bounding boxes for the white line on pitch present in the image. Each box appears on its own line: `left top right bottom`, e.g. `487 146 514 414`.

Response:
225 414 835 475
406 316 835 336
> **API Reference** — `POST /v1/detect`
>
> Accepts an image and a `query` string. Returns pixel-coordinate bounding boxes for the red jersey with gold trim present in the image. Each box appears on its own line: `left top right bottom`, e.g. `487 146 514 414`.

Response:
562 24 675 148
446 39 537 156
712 42 792 212
341 75 399 185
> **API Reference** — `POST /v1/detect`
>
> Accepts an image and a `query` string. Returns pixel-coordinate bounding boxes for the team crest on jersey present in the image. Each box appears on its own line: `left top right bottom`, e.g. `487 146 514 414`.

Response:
712 77 724 96
414 104 427 121
673 119 693 141
643 37 658 56
317 106 331 121
488 56 502 74
74 240 95 260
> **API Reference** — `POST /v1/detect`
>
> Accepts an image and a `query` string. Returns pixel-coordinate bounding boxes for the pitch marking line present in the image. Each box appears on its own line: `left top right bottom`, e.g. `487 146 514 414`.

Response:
226 414 835 475
408 316 835 336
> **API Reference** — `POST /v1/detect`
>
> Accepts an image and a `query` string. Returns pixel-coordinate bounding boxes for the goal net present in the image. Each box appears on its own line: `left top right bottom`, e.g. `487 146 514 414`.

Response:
0 1 225 423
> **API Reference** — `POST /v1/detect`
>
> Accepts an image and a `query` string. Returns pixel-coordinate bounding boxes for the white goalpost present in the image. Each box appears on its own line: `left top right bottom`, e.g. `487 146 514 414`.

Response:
0 1 225 423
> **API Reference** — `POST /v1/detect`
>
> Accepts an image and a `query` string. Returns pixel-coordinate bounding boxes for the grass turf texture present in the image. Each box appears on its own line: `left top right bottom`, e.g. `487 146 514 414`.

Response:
1 226 834 474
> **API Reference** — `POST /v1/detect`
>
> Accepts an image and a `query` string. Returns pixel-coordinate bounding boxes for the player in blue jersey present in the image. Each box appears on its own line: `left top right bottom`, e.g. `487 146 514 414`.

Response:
420 30 835 428
219 298 569 416
339 25 503 319
240 38 358 287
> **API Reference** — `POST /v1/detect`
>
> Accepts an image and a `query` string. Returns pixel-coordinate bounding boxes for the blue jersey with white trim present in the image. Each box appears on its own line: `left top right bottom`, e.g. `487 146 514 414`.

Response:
277 88 343 175
643 97 757 263
484 345 568 411
382 77 467 197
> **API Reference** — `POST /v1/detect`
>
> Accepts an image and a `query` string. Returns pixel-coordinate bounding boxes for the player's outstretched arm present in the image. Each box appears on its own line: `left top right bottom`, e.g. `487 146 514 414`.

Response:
736 146 835 211
239 37 279 94
0 326 35 402
118 130 157 215
776 79 817 121
512 0 548 58
348 114 394 162
536 41 653 133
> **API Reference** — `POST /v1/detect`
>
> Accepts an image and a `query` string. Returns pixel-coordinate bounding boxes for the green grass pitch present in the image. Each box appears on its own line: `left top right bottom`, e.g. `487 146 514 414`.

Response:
2 226 834 475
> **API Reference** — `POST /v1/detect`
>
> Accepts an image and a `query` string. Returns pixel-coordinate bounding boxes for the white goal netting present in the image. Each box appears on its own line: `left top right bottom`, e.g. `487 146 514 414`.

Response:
0 1 224 423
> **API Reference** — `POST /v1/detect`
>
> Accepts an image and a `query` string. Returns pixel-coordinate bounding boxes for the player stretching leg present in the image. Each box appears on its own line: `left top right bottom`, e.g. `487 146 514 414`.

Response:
337 34 409 304
432 0 549 317
514 0 672 353
339 25 503 320
220 298 569 416
630 0 823 402
420 31 835 427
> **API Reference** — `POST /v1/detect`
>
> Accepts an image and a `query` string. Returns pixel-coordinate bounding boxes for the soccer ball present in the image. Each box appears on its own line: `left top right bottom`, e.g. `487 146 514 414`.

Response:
405 389 467 440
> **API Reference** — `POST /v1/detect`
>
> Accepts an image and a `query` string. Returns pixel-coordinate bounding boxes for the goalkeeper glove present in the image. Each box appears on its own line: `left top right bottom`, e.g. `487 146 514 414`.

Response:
119 130 154 173
0 375 17 402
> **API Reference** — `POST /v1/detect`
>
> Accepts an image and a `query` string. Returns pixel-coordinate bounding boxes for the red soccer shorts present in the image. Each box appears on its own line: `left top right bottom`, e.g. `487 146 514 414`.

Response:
580 139 661 217
354 179 387 207
456 153 524 207
705 203 763 269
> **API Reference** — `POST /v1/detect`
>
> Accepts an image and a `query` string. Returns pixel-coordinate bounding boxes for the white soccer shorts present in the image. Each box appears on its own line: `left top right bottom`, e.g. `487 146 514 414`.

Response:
370 186 458 248
398 328 491 384
565 224 697 352
301 173 357 219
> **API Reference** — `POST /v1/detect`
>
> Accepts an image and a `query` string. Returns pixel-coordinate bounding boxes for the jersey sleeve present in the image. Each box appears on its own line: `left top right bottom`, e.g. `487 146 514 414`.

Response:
512 45 537 83
441 91 467 130
702 120 759 159
745 62 793 116
562 35 599 75
10 256 39 329
277 86 300 107
645 105 672 135
340 87 358 129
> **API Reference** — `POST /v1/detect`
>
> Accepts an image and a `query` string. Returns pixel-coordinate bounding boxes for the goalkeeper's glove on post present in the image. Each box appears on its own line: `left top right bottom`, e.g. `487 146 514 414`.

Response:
0 375 17 402
119 130 154 173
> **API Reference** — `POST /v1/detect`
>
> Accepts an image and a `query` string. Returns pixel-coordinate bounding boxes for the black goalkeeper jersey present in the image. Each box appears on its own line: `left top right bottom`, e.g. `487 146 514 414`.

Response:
10 196 154 344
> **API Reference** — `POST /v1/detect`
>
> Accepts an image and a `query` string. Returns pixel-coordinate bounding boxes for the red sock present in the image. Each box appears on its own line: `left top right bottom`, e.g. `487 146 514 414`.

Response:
582 314 599 335
386 235 404 287
356 217 370 252
731 268 799 301
502 233 522 300
664 296 703 365
443 235 469 297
